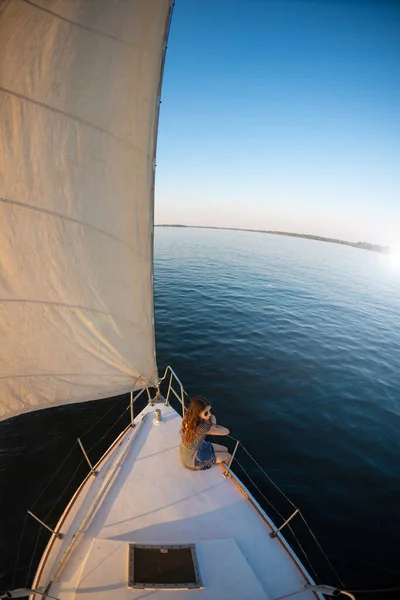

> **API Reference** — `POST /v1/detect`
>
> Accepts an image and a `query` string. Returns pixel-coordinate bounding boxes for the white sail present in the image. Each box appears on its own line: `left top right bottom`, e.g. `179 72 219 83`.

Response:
0 0 172 421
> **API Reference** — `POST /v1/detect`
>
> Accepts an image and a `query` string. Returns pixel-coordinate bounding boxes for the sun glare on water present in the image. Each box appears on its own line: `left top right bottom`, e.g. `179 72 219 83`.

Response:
388 248 400 268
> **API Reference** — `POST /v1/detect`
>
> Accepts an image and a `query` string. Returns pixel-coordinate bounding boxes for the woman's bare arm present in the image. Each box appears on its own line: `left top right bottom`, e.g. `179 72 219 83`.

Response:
208 424 229 436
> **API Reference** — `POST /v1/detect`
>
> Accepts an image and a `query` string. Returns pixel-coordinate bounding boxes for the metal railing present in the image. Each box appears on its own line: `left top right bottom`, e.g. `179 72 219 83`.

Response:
15 374 181 587
152 372 356 600
218 433 350 598
10 368 353 599
11 392 139 593
158 365 186 415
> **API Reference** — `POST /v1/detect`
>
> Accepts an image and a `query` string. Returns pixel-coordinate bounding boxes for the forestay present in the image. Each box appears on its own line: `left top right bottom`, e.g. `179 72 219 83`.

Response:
0 0 172 421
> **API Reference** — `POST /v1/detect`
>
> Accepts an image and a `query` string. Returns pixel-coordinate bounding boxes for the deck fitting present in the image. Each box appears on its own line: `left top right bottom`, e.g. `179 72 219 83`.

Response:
153 408 162 425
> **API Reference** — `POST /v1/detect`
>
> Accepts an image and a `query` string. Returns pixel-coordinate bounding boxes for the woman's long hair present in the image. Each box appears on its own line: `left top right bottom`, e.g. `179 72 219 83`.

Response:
180 396 209 445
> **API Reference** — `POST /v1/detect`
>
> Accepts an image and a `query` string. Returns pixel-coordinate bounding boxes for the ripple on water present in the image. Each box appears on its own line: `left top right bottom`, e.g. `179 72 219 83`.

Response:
1 228 398 597
154 228 400 595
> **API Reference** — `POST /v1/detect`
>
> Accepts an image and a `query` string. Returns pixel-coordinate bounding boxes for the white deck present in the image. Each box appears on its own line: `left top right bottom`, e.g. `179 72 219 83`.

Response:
33 403 321 600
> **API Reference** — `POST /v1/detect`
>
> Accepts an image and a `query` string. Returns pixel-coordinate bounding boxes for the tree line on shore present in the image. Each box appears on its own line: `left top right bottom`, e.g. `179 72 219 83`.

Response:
156 225 390 254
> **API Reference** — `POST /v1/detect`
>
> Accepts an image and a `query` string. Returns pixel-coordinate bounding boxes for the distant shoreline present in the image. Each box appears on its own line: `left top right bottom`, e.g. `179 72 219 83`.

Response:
155 224 391 255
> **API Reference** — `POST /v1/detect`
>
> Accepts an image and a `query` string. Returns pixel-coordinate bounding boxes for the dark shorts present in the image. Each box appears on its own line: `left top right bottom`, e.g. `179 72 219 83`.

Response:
194 440 216 470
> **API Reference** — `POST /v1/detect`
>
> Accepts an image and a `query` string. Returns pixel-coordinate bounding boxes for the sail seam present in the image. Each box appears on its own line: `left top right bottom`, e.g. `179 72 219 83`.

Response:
0 196 143 253
0 86 151 157
20 0 154 50
0 298 141 327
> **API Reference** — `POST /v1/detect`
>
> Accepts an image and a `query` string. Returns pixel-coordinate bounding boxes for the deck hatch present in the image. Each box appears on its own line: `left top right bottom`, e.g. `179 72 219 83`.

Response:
128 543 202 589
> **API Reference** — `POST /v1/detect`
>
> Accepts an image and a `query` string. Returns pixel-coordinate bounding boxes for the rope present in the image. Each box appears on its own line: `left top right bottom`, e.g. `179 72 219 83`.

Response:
298 511 345 588
86 404 129 454
24 403 130 583
236 440 298 511
21 393 131 587
42 401 131 523
233 457 286 521
80 393 129 442
287 522 320 584
29 441 78 511
11 512 28 588
24 403 130 587
229 437 344 588
29 394 129 512
43 458 85 523
25 525 43 588
232 454 320 584
18 386 395 597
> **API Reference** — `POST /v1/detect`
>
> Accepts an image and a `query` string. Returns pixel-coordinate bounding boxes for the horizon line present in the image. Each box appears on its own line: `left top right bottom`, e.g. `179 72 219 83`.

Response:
155 224 391 253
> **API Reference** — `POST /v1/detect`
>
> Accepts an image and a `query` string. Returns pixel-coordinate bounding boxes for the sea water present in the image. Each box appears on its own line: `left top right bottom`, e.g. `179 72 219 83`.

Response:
1 226 399 598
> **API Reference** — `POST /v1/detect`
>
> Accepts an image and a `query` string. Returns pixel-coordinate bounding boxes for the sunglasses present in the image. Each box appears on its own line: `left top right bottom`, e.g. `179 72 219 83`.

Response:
202 407 212 418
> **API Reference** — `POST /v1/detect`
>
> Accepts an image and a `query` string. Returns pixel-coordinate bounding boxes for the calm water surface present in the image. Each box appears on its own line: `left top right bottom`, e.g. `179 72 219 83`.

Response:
1 227 399 599
154 227 400 598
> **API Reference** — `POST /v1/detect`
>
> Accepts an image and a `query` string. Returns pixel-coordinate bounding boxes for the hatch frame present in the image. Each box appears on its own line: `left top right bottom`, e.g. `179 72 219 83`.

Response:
128 543 202 589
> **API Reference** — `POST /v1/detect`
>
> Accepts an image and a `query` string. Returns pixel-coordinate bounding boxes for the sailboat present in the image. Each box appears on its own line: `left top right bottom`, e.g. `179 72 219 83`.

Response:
0 1 356 599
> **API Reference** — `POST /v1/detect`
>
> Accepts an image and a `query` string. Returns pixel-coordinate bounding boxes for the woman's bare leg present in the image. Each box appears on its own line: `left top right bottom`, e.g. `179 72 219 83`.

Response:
212 443 228 453
215 452 231 464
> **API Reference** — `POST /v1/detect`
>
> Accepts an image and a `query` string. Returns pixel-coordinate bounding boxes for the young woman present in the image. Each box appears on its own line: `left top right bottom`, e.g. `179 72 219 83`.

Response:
179 396 231 471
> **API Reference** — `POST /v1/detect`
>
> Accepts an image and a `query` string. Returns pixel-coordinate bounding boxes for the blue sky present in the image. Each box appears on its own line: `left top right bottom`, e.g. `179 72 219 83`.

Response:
155 0 400 246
